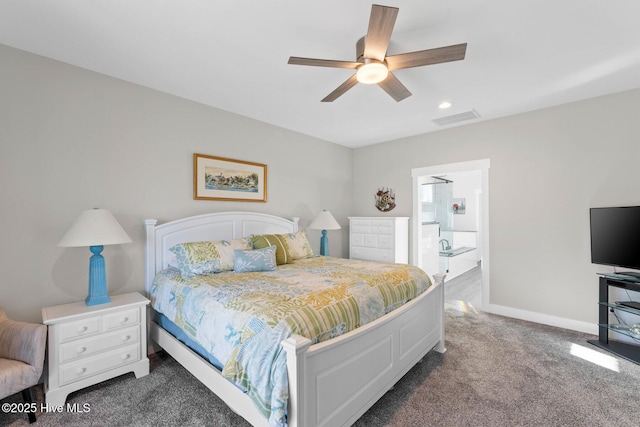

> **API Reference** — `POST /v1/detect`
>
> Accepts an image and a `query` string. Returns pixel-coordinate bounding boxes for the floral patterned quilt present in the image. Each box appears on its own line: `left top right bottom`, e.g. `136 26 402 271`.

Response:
150 256 431 426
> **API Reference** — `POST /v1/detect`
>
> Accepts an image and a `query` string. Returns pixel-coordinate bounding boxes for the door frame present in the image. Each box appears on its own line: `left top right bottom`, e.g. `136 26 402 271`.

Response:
411 159 490 309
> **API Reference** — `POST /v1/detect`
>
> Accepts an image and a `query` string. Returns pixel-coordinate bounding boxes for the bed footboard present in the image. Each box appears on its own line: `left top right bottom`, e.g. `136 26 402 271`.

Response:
281 277 444 427
151 276 443 427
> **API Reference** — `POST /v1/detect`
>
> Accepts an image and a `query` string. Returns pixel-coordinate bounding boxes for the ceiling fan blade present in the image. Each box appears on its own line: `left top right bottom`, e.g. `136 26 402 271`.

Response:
363 5 398 62
321 74 359 102
288 57 360 69
378 72 411 102
385 43 467 71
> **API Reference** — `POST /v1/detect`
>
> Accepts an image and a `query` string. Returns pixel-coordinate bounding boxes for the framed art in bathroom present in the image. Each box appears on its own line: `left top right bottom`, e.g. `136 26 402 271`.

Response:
452 198 466 214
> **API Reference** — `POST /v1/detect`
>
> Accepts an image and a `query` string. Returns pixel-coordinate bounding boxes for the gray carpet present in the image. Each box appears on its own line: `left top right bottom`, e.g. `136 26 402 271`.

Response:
4 270 640 426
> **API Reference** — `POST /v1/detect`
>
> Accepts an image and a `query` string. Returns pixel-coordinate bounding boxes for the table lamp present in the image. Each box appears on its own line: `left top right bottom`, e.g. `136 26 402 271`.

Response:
58 208 132 306
309 210 341 256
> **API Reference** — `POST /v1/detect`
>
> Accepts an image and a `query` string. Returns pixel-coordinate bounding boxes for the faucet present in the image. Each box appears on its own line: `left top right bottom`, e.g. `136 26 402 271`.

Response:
439 239 451 250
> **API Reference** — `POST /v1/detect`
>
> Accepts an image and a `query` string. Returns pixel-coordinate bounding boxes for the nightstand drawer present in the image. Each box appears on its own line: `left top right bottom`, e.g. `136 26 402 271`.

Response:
59 325 140 363
60 317 100 343
59 343 141 386
104 308 140 331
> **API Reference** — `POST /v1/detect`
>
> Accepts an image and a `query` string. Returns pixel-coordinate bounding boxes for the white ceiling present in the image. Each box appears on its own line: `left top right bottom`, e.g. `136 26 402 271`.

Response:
2 1 640 148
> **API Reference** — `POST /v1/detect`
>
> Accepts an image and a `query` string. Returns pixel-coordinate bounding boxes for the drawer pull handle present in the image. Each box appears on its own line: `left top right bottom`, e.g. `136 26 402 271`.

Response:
76 367 87 375
122 335 131 342
120 316 129 323
121 353 131 361
77 346 87 354
77 326 88 333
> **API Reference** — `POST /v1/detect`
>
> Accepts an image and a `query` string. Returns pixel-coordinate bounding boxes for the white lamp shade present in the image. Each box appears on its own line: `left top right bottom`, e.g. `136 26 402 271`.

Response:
309 210 341 230
58 208 132 247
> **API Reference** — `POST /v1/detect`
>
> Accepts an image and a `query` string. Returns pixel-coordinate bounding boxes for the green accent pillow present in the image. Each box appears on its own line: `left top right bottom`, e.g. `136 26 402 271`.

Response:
252 234 291 265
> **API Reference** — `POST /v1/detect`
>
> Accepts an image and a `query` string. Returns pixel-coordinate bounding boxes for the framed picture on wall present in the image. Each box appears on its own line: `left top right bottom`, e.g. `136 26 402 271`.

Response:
452 198 466 214
194 153 267 202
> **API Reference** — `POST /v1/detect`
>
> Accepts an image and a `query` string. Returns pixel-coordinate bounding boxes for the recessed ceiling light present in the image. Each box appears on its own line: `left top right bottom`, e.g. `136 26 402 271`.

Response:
439 101 452 109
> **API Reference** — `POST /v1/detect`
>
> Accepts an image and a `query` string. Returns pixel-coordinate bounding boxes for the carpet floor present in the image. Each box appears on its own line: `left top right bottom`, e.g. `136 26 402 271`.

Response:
3 270 640 426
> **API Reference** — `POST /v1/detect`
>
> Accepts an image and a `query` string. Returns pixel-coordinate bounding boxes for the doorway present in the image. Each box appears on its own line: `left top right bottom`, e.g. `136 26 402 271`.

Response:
411 159 490 310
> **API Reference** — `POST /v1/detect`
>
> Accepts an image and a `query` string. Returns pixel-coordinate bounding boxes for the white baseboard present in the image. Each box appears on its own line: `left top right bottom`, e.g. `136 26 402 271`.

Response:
484 303 598 335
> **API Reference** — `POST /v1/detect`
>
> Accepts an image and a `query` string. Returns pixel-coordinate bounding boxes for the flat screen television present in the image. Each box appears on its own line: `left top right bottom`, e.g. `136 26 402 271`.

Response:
590 206 640 276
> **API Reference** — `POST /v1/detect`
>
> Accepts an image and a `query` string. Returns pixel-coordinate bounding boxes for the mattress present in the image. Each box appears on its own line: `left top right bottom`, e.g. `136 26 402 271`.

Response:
150 256 431 426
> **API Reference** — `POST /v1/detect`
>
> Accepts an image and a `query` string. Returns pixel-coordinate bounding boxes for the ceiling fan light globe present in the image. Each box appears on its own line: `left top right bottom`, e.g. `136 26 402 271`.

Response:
356 62 388 84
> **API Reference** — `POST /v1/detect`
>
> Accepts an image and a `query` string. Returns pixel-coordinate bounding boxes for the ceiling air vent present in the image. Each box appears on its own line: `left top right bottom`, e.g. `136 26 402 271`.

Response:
433 109 480 126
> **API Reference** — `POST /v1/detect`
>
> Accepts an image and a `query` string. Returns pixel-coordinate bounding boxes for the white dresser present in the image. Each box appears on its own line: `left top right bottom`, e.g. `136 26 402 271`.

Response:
349 217 409 263
42 292 150 407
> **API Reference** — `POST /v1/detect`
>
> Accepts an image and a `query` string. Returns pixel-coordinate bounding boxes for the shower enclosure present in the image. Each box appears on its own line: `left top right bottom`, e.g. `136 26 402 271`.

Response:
421 175 454 241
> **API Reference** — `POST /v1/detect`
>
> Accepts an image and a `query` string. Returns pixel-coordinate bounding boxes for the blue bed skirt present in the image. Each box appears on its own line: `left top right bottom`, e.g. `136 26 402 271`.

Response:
154 312 224 370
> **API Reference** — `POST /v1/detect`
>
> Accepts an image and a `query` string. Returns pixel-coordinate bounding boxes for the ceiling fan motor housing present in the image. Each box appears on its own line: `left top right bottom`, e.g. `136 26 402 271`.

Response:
356 59 388 84
356 36 366 62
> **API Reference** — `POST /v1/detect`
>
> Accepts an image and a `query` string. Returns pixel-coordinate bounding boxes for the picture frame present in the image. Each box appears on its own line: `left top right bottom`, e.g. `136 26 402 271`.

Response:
194 153 267 202
452 197 466 214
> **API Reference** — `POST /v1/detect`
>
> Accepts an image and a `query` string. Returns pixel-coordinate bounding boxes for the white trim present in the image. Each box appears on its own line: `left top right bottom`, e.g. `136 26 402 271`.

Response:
485 303 598 335
411 159 491 178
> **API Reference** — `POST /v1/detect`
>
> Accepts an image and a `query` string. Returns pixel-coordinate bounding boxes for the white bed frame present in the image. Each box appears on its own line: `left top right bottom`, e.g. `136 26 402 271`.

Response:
144 211 445 427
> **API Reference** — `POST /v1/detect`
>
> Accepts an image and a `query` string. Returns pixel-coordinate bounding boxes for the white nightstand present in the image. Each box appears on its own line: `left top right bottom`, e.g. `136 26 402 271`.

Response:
41 292 150 407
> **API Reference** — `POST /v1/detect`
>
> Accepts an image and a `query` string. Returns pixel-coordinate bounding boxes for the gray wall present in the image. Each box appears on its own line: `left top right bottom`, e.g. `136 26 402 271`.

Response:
352 88 640 327
0 44 353 322
4 40 640 331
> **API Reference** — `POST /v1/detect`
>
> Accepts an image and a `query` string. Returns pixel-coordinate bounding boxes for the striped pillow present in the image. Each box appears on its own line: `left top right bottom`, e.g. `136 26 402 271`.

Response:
252 234 291 265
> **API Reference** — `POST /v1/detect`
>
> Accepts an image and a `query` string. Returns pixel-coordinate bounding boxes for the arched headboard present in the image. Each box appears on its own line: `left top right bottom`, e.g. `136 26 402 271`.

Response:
144 212 299 294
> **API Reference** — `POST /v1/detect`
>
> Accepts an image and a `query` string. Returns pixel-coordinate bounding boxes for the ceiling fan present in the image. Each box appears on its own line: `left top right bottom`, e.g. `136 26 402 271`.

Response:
288 4 467 102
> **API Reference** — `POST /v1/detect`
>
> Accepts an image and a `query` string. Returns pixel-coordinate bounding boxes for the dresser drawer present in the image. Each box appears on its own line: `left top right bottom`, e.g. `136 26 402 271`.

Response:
59 343 141 386
356 234 392 250
351 247 394 263
363 234 378 247
104 308 140 331
59 317 100 343
377 235 393 249
59 325 140 364
351 233 365 247
370 221 393 235
351 222 372 234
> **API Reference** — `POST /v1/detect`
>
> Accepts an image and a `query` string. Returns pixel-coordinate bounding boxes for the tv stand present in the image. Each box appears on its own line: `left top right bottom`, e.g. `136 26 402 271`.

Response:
617 301 640 310
599 272 640 282
615 271 640 279
588 275 640 365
